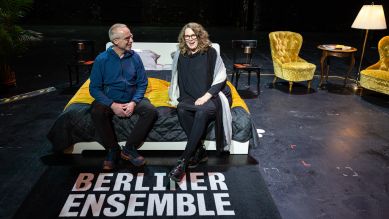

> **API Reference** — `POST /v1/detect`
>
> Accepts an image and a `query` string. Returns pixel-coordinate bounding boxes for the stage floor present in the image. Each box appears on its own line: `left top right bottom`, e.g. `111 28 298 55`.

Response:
1 26 389 219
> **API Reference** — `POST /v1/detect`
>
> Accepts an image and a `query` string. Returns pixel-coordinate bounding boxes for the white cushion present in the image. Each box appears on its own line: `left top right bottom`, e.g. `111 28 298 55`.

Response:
133 49 160 70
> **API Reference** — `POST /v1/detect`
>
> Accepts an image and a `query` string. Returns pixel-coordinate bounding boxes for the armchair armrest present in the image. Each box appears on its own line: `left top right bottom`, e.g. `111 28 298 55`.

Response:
366 61 381 70
297 57 308 62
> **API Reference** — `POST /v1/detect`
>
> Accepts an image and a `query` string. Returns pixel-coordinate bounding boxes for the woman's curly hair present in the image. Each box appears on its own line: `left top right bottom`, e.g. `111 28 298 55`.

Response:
178 22 212 55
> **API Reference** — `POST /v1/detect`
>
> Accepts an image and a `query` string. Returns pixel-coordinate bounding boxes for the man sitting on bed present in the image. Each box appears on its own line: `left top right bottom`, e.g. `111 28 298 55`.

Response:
89 23 157 171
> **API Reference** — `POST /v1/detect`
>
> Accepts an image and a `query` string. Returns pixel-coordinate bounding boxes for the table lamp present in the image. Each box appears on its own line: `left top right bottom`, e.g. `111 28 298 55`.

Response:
243 46 252 65
77 42 85 63
351 3 387 82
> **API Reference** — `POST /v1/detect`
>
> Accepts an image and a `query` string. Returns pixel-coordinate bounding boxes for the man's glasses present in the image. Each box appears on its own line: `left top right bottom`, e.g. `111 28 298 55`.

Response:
184 34 197 40
119 35 133 42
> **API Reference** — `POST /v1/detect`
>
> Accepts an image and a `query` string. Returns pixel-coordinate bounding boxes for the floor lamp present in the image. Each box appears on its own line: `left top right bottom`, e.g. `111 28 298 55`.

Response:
351 3 387 85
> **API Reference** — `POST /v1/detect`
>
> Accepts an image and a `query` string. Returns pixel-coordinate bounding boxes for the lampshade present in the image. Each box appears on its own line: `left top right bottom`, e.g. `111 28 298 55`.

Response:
77 42 85 51
351 4 387 30
243 46 252 54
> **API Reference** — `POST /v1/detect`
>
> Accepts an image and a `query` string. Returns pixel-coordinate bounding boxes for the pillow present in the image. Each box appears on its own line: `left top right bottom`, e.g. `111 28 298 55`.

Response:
64 78 173 109
144 78 172 107
134 49 160 70
170 51 176 59
64 79 94 110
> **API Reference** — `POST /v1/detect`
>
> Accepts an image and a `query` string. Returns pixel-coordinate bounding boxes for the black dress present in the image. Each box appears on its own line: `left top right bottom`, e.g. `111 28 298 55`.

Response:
176 47 230 159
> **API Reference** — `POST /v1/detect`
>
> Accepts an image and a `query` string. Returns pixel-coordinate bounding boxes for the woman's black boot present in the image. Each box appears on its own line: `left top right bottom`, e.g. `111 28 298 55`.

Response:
168 159 187 182
188 146 208 168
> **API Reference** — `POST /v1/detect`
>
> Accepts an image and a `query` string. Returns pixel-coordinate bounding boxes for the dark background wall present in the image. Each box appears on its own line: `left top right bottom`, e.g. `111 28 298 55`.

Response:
24 0 389 32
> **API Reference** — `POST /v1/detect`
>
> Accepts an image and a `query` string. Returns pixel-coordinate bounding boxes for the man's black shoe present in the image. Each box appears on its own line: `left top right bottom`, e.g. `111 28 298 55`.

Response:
188 146 208 169
121 145 146 167
168 159 187 182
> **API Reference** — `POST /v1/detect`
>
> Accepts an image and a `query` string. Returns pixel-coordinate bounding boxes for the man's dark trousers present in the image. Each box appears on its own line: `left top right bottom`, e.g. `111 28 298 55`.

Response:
91 98 157 149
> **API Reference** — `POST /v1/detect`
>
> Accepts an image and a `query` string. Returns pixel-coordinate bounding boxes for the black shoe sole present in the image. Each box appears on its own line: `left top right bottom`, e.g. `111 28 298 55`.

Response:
102 160 116 171
120 152 146 167
188 156 208 169
168 173 184 182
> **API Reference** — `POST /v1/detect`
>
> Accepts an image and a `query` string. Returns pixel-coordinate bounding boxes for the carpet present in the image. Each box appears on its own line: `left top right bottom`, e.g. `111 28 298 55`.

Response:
0 87 57 104
13 159 281 219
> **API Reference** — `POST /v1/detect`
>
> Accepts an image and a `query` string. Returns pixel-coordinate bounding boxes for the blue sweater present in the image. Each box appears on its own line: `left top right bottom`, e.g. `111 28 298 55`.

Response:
89 47 147 106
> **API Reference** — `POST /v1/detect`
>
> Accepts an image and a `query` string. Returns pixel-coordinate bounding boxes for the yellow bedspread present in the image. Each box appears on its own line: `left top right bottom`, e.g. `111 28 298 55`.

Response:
65 78 249 113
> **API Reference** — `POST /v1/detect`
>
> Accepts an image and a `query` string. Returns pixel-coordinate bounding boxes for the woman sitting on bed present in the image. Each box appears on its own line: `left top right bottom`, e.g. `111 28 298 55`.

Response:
168 22 232 182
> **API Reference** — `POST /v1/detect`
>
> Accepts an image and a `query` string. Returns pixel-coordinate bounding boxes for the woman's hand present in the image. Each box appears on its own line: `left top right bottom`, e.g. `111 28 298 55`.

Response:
195 93 212 105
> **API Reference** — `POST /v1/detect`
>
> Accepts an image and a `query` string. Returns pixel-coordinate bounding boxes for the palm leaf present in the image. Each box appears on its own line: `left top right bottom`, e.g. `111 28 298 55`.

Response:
0 0 35 62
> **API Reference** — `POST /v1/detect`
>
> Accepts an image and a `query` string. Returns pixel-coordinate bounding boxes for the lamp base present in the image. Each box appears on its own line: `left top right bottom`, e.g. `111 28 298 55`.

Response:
347 82 363 95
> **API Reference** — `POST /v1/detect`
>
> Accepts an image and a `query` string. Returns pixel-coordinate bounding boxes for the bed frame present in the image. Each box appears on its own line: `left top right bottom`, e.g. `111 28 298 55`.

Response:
69 140 249 154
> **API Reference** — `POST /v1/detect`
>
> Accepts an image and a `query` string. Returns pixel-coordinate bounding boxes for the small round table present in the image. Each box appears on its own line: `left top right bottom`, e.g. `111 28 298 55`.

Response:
317 45 357 87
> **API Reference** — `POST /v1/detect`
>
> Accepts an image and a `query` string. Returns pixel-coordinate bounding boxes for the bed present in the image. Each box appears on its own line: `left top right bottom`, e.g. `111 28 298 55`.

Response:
47 43 258 154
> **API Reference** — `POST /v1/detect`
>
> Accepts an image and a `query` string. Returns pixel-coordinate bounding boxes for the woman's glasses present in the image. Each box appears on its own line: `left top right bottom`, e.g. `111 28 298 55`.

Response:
184 34 197 40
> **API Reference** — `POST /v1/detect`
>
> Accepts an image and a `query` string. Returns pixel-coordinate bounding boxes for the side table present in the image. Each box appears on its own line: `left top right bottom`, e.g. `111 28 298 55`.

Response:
317 44 357 87
67 39 95 86
67 60 94 86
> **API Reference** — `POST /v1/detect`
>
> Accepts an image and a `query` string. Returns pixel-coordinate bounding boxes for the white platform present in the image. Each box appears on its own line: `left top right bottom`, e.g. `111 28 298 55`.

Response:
69 140 249 155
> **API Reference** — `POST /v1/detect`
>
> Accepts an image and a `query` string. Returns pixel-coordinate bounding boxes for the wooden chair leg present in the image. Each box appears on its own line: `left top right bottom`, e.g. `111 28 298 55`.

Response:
256 71 260 95
75 65 80 85
272 76 277 87
87 65 93 75
231 70 235 83
67 64 73 87
307 80 312 92
235 70 240 89
248 70 251 86
289 81 293 93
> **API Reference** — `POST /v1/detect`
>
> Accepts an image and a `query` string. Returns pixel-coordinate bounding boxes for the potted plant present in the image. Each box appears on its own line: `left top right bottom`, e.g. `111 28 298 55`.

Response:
0 0 42 87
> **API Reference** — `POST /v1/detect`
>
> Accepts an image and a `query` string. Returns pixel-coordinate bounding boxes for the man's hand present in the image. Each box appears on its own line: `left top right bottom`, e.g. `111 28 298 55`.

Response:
123 101 136 117
195 93 212 106
111 102 127 117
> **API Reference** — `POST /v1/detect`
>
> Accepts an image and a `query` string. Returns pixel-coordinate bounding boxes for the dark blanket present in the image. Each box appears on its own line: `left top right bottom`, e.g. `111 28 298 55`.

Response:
47 104 256 153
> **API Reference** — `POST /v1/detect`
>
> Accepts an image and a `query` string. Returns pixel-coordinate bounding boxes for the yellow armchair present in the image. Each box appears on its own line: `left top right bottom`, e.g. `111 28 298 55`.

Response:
269 31 316 93
360 36 389 95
